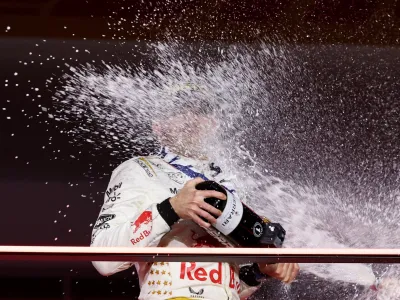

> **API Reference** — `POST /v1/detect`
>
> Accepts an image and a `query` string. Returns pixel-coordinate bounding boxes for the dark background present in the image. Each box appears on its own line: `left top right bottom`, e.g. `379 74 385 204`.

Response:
0 0 400 43
0 0 399 299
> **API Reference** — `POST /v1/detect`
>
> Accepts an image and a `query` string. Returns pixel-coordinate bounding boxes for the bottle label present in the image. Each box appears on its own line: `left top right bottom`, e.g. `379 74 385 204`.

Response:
214 192 243 235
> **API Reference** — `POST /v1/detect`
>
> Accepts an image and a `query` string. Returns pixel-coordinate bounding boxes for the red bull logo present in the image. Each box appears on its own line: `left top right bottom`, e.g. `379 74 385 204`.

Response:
131 211 152 234
180 262 241 292
131 230 151 245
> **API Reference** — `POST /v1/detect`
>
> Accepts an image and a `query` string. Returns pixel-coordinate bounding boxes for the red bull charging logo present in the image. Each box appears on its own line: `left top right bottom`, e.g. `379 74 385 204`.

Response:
131 210 152 234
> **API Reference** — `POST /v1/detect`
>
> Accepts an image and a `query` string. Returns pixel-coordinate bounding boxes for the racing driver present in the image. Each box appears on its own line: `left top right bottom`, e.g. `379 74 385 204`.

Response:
90 106 300 300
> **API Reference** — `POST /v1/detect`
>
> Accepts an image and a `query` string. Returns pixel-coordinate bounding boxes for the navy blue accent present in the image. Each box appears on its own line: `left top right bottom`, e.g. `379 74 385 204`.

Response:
170 162 236 193
170 163 209 181
161 148 236 194
159 147 168 158
169 155 180 164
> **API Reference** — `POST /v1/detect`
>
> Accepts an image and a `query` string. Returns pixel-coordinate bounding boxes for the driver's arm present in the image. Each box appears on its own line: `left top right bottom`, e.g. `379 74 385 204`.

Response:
90 157 179 276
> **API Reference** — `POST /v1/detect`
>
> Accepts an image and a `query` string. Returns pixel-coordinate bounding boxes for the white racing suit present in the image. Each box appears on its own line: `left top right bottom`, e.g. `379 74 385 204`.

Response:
91 147 259 300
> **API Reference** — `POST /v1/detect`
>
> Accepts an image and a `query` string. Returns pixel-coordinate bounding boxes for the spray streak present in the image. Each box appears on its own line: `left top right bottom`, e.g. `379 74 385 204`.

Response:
52 41 400 299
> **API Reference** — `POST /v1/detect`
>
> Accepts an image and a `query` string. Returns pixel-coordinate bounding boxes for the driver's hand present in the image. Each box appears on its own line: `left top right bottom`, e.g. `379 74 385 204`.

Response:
169 177 226 227
258 263 300 284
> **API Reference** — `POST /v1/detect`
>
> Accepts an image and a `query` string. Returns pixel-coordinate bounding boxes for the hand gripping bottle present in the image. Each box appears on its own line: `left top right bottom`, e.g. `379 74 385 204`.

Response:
196 181 286 248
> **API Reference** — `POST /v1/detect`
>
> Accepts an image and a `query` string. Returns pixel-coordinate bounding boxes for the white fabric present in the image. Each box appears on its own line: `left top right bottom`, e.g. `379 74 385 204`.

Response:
90 147 257 300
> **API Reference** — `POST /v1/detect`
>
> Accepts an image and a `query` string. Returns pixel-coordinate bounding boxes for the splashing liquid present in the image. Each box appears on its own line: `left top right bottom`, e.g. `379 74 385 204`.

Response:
52 41 400 299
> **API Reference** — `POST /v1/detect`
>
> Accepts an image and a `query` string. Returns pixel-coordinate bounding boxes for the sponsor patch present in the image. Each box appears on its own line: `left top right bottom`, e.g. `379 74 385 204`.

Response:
130 229 151 245
130 211 153 246
106 182 122 203
169 187 179 195
189 287 205 298
179 262 240 292
136 158 156 177
166 172 185 184
131 211 152 234
97 223 110 230
94 214 115 229
180 262 222 284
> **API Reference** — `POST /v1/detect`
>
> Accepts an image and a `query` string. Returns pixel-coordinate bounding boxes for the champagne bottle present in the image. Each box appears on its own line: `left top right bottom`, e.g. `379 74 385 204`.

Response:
196 181 286 248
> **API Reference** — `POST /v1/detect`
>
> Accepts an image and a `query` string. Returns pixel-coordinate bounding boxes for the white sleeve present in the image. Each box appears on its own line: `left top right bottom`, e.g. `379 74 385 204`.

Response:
90 157 176 276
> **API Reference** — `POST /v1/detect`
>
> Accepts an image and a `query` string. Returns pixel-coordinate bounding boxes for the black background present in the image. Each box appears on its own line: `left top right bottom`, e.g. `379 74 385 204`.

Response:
0 0 399 299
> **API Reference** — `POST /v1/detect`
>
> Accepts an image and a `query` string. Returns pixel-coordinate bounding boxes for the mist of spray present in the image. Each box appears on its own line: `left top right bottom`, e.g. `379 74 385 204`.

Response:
52 40 400 299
